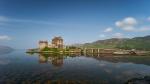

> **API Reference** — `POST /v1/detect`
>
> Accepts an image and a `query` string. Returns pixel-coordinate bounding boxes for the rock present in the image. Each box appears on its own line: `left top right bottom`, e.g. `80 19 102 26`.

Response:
125 76 150 84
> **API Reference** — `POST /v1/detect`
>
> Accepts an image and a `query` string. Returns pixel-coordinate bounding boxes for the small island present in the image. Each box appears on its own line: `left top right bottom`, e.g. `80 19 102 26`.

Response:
26 36 82 54
26 36 150 56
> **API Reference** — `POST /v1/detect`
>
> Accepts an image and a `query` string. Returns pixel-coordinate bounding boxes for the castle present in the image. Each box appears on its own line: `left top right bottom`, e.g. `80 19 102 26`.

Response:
39 36 64 50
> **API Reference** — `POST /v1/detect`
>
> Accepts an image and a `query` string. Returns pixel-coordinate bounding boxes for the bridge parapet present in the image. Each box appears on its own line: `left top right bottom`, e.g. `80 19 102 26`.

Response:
83 48 116 54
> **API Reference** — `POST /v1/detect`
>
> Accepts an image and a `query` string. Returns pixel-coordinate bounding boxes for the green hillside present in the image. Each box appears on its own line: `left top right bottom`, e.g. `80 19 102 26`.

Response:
116 36 150 50
81 35 150 50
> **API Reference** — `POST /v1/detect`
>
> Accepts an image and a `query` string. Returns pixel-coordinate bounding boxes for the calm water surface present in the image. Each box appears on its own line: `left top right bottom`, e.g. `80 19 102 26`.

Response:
0 50 150 84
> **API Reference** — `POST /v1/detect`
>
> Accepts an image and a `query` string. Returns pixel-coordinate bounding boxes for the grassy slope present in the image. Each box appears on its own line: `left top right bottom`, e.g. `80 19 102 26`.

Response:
81 35 150 50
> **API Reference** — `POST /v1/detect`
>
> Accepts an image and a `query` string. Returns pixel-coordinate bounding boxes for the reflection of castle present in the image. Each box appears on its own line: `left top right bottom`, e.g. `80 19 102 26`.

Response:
39 54 64 67
39 36 63 50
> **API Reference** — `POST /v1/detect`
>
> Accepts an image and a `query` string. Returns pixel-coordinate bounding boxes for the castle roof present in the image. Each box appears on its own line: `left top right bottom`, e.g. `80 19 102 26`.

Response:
39 40 48 43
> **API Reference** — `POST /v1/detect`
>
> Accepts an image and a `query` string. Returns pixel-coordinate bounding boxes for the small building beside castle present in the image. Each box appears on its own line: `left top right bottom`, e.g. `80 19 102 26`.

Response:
38 36 64 50
39 41 48 50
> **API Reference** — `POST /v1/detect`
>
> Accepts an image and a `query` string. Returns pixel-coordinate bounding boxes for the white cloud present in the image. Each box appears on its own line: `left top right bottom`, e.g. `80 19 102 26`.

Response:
0 15 57 25
104 27 113 32
0 35 11 41
99 34 106 38
0 16 8 25
137 27 150 32
115 17 137 31
113 33 123 38
0 16 8 22
148 17 150 21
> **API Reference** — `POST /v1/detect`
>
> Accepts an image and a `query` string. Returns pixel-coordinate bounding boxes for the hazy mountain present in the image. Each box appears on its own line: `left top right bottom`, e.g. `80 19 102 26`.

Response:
0 45 14 55
79 35 150 50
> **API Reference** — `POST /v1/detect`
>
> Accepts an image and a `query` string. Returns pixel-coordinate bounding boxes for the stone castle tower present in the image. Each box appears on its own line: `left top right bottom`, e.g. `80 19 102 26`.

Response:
52 36 63 48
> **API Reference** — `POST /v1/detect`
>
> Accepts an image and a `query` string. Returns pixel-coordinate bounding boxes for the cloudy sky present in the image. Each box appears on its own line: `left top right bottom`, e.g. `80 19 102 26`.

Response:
0 0 150 49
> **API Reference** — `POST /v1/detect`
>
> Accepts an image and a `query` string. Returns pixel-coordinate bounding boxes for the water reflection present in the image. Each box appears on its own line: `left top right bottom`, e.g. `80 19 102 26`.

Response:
38 53 82 67
0 50 150 84
28 53 150 84
37 53 150 67
39 54 64 67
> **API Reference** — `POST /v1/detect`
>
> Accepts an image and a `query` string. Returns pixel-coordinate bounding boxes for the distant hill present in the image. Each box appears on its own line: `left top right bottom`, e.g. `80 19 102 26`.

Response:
0 45 14 55
79 35 150 50
116 35 150 50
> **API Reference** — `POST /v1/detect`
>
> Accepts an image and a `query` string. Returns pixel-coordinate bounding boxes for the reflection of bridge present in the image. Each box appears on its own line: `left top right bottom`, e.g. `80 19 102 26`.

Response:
83 48 116 54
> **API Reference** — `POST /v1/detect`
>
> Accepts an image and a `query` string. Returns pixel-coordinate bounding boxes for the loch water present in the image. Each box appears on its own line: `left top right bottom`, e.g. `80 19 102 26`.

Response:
0 50 150 84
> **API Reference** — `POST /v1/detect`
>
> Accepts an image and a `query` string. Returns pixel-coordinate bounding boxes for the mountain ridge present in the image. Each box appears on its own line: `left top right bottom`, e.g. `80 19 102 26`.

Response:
75 35 150 50
0 45 14 55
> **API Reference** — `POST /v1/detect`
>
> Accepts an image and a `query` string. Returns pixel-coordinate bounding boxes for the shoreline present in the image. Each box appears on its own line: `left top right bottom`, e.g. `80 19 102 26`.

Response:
26 49 150 56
